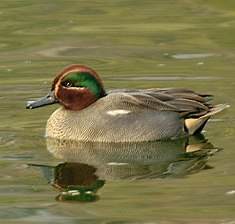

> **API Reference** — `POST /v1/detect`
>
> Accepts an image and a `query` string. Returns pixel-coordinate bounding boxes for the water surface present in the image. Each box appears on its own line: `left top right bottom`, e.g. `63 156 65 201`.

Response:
0 1 235 223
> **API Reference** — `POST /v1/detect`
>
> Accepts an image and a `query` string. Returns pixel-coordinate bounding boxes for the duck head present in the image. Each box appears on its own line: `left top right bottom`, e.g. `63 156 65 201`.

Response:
26 65 106 111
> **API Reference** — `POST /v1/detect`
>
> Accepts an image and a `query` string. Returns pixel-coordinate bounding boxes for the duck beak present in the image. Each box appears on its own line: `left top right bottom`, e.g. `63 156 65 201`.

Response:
26 91 58 109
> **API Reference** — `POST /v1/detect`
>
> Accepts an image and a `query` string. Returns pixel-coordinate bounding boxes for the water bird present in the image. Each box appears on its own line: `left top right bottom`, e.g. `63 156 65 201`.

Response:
26 64 229 142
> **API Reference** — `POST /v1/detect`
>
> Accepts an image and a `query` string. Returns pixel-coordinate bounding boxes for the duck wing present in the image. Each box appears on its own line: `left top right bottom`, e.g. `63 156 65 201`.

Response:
108 88 212 119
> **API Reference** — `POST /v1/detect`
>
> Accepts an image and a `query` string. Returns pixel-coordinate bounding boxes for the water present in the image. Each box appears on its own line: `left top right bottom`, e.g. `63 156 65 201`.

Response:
0 1 235 223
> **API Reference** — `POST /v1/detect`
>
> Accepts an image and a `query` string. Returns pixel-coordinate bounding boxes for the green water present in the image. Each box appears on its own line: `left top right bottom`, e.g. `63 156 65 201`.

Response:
0 0 235 223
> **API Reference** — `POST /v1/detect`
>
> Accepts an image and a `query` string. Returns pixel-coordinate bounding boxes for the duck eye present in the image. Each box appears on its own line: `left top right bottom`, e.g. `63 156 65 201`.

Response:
62 80 73 87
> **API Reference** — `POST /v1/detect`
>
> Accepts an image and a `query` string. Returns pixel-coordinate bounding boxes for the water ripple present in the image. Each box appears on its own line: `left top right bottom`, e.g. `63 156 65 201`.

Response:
109 76 220 81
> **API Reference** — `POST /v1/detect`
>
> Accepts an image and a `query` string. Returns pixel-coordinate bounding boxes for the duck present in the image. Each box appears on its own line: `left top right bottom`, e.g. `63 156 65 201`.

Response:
26 64 229 142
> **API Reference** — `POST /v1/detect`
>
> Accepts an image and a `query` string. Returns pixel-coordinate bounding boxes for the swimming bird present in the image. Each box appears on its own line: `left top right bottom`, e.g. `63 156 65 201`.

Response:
26 64 228 142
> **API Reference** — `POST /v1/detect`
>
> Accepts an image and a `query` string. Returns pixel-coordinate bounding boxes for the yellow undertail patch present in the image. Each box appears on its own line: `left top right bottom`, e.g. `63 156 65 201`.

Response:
185 104 230 135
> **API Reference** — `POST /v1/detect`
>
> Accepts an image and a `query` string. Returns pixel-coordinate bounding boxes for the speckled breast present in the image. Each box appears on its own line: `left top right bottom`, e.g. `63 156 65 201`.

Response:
46 94 185 142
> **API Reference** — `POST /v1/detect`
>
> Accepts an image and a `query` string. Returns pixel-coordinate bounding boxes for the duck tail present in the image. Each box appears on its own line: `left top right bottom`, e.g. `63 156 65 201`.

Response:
185 104 230 135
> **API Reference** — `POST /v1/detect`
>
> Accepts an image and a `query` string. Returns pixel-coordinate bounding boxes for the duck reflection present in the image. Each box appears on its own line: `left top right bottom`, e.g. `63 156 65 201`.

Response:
31 134 220 202
30 162 104 202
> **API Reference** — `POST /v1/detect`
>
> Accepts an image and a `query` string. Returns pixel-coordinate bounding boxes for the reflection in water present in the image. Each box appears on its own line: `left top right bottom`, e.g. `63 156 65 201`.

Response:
30 134 220 202
30 163 105 202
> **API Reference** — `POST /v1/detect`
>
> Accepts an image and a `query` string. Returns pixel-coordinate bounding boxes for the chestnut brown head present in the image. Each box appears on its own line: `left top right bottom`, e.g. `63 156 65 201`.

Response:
26 64 106 110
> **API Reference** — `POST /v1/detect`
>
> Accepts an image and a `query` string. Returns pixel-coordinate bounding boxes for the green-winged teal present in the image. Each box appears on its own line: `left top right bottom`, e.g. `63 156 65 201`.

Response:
26 64 229 142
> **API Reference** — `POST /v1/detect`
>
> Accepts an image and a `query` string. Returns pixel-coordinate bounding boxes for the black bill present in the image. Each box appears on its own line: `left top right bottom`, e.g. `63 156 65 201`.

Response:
26 91 58 109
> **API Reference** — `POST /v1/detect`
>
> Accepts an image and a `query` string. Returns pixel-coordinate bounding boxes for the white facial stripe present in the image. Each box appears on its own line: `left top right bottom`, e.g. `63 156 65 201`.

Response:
106 109 131 116
54 69 83 97
68 87 86 90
